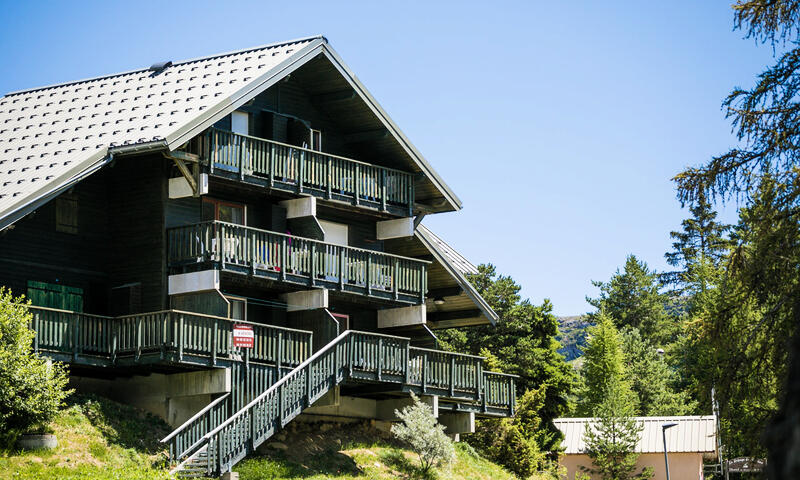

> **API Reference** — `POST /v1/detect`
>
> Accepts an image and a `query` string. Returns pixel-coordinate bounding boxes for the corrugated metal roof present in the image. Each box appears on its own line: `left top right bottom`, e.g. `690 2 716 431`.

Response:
553 416 717 455
416 225 478 276
0 36 323 227
415 224 498 325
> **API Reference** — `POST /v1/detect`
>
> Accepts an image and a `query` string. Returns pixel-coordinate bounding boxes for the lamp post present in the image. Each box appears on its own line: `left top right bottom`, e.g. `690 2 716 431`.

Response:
662 422 678 480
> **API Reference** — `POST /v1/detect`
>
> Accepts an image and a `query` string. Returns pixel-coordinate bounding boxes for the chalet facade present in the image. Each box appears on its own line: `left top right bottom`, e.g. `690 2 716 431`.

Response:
0 36 516 477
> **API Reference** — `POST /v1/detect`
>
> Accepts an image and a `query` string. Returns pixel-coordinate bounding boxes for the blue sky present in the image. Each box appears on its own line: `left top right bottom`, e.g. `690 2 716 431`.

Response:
0 1 776 315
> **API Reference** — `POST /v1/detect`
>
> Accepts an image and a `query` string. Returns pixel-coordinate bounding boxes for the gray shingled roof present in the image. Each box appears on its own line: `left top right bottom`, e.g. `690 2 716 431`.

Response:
554 416 718 456
0 35 462 229
0 36 324 228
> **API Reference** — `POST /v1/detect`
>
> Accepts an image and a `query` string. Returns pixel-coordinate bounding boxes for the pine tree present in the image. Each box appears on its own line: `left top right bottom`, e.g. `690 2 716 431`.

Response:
582 377 653 480
662 191 732 295
577 312 636 416
587 256 673 343
621 328 696 416
437 263 575 454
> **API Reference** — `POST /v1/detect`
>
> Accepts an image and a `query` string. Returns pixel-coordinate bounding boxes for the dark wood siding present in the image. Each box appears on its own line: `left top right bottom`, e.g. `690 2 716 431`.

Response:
108 155 167 313
0 171 111 313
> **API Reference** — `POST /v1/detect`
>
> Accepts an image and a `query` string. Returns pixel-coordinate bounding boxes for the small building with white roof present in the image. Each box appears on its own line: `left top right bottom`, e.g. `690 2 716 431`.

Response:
553 416 718 480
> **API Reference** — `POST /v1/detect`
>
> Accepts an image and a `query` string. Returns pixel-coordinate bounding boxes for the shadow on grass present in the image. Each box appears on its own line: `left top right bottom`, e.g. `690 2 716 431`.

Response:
68 394 171 456
379 449 437 480
238 447 364 479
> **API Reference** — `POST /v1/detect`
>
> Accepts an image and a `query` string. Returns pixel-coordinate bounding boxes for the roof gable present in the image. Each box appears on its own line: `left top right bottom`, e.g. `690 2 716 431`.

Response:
0 36 460 229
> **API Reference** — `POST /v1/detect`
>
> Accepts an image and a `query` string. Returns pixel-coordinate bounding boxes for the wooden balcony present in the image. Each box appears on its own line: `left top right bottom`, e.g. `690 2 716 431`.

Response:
167 221 429 304
27 306 313 370
200 128 415 216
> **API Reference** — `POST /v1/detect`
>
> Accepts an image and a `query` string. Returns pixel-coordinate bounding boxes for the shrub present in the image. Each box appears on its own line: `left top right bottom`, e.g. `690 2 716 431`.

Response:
391 393 455 473
466 387 550 478
0 288 72 444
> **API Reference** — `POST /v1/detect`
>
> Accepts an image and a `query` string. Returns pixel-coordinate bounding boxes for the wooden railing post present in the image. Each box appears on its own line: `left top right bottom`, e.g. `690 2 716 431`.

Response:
298 150 305 194
268 144 275 187
72 314 79 361
310 243 316 287
393 259 399 300
408 179 414 217
449 356 455 397
381 169 387 211
251 231 257 275
366 256 372 296
211 317 218 366
420 264 427 303
135 315 142 362
306 364 313 407
354 164 360 206
349 334 355 376
339 248 345 290
404 342 411 384
33 313 39 353
277 331 283 378
422 355 427 394
326 158 332 199
238 136 245 181
281 237 287 282
178 314 185 362
376 338 383 381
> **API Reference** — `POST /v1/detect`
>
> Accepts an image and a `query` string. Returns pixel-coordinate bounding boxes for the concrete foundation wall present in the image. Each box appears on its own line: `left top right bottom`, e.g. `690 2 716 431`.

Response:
70 368 231 427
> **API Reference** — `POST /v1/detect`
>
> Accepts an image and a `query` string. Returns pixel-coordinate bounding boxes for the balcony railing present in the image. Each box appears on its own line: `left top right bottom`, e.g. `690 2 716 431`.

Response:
27 305 313 369
202 128 415 216
167 221 429 304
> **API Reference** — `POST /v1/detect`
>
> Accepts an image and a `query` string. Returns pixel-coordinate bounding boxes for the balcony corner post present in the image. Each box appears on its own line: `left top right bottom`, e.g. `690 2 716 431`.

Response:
33 313 39 353
450 356 455 397
354 164 361 206
339 249 345 290
310 243 316 287
269 144 275 187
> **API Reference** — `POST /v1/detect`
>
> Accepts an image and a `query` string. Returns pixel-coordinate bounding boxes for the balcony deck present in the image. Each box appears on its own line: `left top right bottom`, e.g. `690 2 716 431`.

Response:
26 305 517 419
167 221 429 304
199 128 415 217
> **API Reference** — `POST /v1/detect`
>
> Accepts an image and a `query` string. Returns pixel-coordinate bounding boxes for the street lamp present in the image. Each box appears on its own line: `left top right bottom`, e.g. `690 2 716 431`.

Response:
662 422 678 480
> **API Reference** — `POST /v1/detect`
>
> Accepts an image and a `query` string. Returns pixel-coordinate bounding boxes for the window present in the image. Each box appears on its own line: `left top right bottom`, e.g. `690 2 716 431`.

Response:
226 295 246 321
55 194 78 234
310 129 322 152
203 198 245 225
27 280 83 312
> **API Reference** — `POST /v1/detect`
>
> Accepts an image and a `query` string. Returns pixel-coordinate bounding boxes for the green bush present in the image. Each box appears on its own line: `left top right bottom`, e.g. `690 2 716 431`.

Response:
391 393 455 473
0 288 72 444
466 388 550 478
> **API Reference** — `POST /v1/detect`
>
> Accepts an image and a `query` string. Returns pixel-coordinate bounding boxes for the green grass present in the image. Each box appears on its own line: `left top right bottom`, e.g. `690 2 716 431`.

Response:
235 440 520 480
0 394 171 480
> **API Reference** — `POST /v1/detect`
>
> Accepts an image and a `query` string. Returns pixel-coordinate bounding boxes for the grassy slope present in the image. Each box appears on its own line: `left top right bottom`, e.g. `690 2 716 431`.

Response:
236 442 519 480
233 421 539 480
0 394 171 480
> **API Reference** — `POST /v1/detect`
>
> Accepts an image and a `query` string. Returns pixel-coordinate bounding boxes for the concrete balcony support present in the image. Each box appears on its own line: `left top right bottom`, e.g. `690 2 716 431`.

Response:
377 395 438 421
376 217 414 240
377 304 426 328
280 289 329 312
439 412 475 434
168 269 219 295
280 196 316 219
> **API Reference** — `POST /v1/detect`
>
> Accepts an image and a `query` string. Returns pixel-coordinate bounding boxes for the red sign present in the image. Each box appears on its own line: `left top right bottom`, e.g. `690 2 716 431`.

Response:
233 324 254 348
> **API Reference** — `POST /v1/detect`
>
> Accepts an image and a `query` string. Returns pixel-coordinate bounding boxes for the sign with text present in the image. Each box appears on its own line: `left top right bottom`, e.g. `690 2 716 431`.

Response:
233 324 254 348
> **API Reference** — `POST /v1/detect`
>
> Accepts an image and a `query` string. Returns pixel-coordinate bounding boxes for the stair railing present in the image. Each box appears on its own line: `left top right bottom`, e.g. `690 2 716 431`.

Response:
161 392 231 463
204 329 356 475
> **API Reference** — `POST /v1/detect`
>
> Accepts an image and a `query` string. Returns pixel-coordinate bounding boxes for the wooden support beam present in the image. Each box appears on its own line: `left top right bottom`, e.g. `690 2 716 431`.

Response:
343 128 389 144
311 89 356 104
165 152 199 196
427 286 463 299
427 309 482 323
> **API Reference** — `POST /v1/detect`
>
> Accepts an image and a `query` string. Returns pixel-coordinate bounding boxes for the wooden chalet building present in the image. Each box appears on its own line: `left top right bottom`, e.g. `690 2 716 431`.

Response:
0 36 517 477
